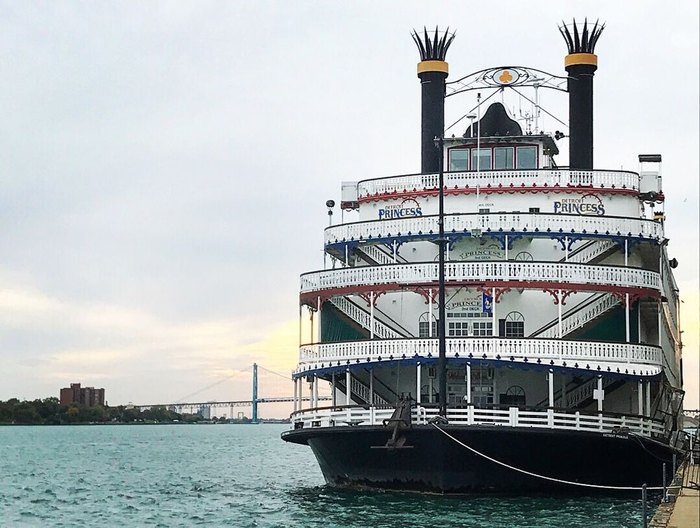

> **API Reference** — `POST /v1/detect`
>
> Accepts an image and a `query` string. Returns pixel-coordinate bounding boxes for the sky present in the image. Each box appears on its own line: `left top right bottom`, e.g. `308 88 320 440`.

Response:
0 1 697 416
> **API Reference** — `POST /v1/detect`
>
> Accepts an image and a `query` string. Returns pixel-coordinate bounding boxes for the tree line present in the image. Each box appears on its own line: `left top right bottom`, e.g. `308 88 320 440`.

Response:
0 397 243 425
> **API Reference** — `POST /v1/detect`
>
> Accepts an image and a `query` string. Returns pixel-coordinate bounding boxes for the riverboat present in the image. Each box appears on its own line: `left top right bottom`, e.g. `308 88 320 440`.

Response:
281 21 685 492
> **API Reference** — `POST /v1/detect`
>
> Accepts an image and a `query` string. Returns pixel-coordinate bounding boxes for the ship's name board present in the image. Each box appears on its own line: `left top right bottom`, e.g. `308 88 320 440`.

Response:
458 244 504 261
553 194 605 216
446 292 492 314
378 199 423 220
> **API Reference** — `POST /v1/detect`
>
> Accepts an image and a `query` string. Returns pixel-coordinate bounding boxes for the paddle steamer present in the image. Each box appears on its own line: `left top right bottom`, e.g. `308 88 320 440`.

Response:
281 21 685 492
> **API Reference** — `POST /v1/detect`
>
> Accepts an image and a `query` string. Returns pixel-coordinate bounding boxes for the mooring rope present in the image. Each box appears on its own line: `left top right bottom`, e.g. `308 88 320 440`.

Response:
430 422 679 491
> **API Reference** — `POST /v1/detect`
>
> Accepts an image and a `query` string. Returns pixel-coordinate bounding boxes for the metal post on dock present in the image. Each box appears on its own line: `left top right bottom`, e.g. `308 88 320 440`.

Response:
662 462 667 502
641 484 647 528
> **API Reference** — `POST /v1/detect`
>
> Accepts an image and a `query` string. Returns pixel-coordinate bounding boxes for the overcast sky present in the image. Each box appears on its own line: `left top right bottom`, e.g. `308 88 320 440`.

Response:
0 1 697 415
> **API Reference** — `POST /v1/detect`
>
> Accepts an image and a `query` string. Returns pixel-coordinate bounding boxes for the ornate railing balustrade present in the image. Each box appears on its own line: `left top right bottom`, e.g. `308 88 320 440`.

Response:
324 213 662 246
296 338 662 377
289 405 666 438
300 261 660 295
357 169 640 200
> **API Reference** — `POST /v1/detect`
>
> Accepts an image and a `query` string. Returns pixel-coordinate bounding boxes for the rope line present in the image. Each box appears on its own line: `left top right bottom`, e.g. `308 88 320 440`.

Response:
431 422 671 491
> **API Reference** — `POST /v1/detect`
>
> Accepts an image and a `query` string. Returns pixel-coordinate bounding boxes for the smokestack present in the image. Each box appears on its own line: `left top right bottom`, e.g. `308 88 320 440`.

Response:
412 27 455 174
559 19 604 170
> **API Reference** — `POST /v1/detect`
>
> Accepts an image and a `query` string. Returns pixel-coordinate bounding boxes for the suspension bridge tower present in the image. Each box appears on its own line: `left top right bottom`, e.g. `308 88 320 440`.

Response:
251 363 258 424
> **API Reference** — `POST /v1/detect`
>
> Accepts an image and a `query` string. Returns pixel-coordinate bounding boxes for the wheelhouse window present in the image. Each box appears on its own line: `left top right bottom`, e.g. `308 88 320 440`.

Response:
494 147 514 169
449 149 469 171
516 146 538 169
472 148 492 171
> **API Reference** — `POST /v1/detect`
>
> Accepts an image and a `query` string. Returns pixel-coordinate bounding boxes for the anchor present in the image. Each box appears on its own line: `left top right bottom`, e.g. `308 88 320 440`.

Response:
371 396 414 450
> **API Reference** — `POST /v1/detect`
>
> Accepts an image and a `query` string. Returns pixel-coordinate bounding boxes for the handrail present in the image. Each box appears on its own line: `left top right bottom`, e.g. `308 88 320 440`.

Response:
329 297 405 340
324 212 662 246
296 337 663 377
288 405 666 438
531 293 619 339
300 261 660 294
357 169 640 198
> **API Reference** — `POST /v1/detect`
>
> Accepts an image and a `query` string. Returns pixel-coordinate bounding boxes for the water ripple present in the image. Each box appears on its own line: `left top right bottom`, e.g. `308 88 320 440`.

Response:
0 424 652 527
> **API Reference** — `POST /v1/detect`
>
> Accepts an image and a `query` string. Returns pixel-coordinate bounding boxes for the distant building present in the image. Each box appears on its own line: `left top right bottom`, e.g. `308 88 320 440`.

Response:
59 383 105 407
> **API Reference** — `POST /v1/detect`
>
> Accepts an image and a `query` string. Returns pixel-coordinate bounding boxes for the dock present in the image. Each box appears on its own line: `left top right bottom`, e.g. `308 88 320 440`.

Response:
650 456 699 528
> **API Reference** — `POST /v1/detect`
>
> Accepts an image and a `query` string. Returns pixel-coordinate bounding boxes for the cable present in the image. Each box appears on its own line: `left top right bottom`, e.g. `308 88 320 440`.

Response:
431 421 670 491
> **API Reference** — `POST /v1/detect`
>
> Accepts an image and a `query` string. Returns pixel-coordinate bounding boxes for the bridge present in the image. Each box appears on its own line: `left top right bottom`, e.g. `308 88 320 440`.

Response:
133 364 329 423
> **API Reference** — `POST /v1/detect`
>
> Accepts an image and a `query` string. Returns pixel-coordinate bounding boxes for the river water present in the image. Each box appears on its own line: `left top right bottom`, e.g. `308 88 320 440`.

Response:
0 424 652 527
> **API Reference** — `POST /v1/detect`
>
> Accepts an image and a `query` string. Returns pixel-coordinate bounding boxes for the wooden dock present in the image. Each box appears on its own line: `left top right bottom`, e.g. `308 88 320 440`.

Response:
650 457 699 528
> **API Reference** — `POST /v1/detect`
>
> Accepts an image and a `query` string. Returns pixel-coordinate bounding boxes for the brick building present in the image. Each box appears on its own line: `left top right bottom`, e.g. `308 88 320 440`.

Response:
59 383 105 407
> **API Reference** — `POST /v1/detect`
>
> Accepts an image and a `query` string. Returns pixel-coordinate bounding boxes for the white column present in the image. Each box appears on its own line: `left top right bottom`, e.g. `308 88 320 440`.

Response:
317 296 322 343
344 244 349 267
298 305 302 346
346 369 352 406
392 240 397 263
597 376 604 412
638 379 644 416
299 376 304 411
565 236 569 261
645 381 651 417
625 293 630 343
505 236 509 261
428 289 434 337
548 370 554 407
313 375 318 408
492 287 497 336
466 363 472 404
557 290 563 338
293 378 298 412
309 307 314 343
331 373 336 407
416 363 422 403
369 368 374 406
369 291 375 339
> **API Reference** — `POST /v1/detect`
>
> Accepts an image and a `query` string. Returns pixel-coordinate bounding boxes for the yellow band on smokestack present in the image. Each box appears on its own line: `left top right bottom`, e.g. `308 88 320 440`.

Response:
565 53 598 68
417 60 449 74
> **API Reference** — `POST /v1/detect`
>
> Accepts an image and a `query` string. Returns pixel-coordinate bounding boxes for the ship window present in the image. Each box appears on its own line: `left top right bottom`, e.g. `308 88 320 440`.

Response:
449 149 469 171
419 312 438 338
472 148 492 171
504 311 525 338
529 207 540 213
472 321 493 336
448 321 469 337
494 147 514 169
516 146 537 169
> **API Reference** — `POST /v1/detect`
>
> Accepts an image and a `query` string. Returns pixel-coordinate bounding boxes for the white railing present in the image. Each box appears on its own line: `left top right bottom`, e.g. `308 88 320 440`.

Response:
325 213 662 245
296 338 662 376
289 405 666 438
555 376 616 408
357 169 640 198
300 261 660 294
356 243 396 265
329 296 403 340
349 376 389 406
535 293 619 339
565 239 618 264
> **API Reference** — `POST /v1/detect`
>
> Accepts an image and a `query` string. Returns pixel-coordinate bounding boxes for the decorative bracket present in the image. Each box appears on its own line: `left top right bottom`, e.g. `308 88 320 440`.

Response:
542 288 577 306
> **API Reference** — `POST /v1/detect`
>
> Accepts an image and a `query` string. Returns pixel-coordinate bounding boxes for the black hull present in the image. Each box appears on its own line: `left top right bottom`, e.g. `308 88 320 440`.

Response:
282 425 676 493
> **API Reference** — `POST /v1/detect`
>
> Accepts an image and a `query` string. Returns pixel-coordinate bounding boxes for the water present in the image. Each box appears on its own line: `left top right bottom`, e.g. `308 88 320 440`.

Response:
0 424 651 527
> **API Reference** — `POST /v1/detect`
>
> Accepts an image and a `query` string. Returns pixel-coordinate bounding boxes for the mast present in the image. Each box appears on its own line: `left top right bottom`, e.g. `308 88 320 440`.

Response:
412 27 454 417
436 136 447 417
